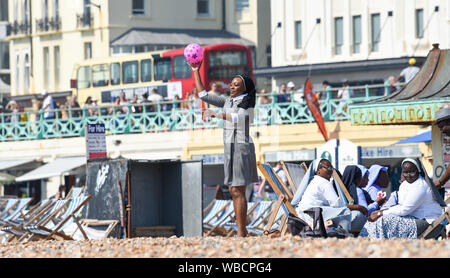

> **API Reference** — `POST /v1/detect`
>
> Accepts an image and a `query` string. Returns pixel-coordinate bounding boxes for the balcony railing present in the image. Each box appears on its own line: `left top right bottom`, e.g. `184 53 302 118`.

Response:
0 83 397 142
36 17 61 33
76 13 93 29
7 21 31 36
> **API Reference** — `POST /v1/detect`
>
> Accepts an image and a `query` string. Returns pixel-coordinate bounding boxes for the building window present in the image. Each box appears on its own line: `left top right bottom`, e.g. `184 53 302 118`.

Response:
0 0 8 21
235 0 249 11
43 47 50 90
132 0 146 16
197 0 210 16
43 0 49 30
295 21 302 49
15 52 20 92
24 53 30 92
334 17 343 55
84 42 92 59
371 13 380 52
54 46 60 90
0 41 9 69
352 15 361 54
22 0 29 29
415 9 424 38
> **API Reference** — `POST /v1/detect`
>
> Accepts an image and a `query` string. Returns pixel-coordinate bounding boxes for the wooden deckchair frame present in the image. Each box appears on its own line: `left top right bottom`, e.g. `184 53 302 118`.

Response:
332 169 354 205
23 196 91 241
419 197 450 239
202 199 231 235
257 162 299 235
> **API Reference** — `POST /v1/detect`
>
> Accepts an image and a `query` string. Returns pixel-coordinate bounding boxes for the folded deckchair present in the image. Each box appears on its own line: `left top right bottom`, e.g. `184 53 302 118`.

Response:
0 198 33 226
202 199 231 233
257 162 299 234
21 195 91 241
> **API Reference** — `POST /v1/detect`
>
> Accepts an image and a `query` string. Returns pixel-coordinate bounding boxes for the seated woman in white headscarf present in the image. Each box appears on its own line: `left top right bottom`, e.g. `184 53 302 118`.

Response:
291 159 368 232
364 165 390 201
359 158 443 239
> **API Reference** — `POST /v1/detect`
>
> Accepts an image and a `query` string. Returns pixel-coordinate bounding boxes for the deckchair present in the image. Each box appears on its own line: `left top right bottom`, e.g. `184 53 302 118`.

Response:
243 201 275 235
0 197 33 226
204 201 238 236
223 201 261 236
332 170 354 205
419 197 450 239
280 161 307 194
2 199 67 241
202 199 231 233
257 162 299 234
2 198 53 226
21 195 91 241
0 199 20 220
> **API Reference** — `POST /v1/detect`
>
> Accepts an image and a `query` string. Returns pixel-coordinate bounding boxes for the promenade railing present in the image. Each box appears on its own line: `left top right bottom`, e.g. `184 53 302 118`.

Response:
0 83 398 142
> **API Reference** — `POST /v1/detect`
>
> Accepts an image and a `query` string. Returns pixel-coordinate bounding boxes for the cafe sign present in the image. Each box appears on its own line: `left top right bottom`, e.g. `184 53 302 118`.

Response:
349 100 450 126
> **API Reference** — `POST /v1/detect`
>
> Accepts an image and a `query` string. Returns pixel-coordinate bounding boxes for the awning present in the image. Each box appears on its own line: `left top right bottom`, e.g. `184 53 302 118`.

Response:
394 130 431 145
15 156 86 182
0 158 37 171
0 172 16 184
111 28 254 47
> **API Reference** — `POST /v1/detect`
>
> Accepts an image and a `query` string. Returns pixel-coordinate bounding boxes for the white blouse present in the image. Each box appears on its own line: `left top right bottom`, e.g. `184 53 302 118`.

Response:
383 176 442 223
297 175 345 211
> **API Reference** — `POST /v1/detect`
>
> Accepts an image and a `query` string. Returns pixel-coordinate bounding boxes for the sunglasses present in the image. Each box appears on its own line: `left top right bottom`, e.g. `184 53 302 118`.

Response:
320 165 334 171
402 171 418 177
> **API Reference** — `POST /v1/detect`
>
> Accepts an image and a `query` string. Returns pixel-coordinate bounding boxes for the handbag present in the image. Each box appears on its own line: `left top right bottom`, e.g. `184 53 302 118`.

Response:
287 207 328 238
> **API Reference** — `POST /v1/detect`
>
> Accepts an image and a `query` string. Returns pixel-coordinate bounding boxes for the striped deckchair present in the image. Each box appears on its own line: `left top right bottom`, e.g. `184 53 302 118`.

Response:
21 195 91 241
204 202 236 236
0 199 20 220
228 200 273 236
0 198 33 226
2 199 67 241
202 199 231 232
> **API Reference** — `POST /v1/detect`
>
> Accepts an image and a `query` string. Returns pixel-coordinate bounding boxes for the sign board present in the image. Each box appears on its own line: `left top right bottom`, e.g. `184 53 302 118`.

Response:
361 145 421 159
192 154 224 165
264 149 315 162
315 139 338 168
337 139 361 173
85 123 107 160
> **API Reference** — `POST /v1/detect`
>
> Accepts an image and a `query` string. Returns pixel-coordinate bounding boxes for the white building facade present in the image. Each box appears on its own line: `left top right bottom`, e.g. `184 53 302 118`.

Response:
265 0 449 90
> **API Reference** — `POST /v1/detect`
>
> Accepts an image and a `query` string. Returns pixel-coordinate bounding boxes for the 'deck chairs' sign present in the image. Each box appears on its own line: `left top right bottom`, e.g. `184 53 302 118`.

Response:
85 123 107 160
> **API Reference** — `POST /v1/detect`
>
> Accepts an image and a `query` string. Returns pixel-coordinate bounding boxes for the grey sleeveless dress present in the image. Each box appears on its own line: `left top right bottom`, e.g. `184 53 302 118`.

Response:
200 92 258 187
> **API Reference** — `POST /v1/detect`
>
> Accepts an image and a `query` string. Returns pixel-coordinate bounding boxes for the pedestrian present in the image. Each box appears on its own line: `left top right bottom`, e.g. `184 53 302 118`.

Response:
65 95 81 118
336 80 354 115
277 83 290 103
189 60 258 237
395 58 420 84
321 80 331 100
434 107 450 192
41 90 56 120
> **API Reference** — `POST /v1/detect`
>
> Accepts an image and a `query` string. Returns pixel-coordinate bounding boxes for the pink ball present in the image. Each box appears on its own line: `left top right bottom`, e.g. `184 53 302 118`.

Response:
184 43 203 66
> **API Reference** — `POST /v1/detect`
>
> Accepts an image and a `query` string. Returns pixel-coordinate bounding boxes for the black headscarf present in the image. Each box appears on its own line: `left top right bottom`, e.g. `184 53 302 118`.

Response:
235 74 256 110
342 165 362 203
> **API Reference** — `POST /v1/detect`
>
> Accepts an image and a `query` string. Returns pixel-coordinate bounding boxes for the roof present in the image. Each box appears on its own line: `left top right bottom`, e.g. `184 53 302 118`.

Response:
349 45 450 126
110 28 254 47
15 156 86 182
394 130 431 145
0 158 37 171
254 56 426 77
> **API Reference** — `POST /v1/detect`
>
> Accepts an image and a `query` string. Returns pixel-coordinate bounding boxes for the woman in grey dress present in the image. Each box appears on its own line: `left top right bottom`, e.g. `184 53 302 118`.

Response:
189 61 258 237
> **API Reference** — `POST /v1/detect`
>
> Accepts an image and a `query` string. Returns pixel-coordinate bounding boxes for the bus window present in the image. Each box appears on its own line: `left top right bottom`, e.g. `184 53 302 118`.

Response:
141 59 152 82
77 66 91 89
92 64 109 87
111 62 121 85
208 67 250 80
209 51 248 66
123 61 139 84
173 55 191 79
154 57 172 81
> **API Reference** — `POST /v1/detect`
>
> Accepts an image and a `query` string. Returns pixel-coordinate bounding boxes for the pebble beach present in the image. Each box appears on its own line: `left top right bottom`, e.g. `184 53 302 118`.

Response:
0 236 449 258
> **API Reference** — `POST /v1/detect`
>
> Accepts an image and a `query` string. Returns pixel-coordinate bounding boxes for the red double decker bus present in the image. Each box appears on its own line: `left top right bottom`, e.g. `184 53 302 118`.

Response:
71 43 253 104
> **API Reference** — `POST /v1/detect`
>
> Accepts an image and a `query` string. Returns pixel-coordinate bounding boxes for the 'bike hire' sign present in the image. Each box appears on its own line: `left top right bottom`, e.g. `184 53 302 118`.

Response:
85 123 107 160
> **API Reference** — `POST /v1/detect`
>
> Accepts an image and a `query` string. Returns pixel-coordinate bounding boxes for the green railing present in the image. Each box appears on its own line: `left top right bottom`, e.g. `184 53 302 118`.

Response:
0 83 392 142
